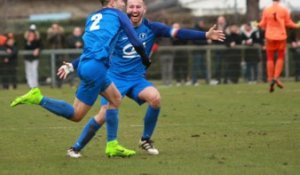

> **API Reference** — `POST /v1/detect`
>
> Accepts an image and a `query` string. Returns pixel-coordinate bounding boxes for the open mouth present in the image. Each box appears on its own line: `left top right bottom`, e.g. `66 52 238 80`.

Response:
131 14 139 18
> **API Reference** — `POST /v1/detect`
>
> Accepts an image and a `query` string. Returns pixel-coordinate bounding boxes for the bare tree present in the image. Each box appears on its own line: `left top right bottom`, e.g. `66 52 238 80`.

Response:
246 0 260 21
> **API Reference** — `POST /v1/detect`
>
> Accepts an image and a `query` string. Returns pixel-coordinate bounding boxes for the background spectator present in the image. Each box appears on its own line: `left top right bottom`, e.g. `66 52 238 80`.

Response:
192 19 210 86
224 24 243 84
0 35 7 45
65 26 83 87
24 24 40 40
157 26 174 86
47 23 65 88
211 16 227 85
1 33 18 89
171 22 189 86
66 26 83 50
47 23 65 49
241 23 260 84
0 35 8 89
24 29 42 88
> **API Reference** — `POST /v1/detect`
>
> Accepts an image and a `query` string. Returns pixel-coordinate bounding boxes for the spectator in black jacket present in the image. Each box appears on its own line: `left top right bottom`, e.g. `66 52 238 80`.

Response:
24 29 42 88
211 16 227 84
1 34 18 89
66 27 83 50
290 30 300 81
241 23 260 84
0 36 7 89
192 19 210 85
224 24 243 84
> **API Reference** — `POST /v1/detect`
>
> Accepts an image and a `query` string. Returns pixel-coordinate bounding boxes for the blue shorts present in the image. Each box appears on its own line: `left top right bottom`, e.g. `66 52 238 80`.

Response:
100 76 153 106
76 59 112 106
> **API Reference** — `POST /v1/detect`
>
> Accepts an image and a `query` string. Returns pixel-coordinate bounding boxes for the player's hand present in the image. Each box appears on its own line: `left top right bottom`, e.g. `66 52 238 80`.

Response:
142 58 152 69
206 24 225 42
57 61 74 79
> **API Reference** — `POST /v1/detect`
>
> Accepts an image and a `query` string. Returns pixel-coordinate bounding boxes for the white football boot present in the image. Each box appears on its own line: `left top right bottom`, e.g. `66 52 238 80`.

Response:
139 139 159 155
67 148 82 158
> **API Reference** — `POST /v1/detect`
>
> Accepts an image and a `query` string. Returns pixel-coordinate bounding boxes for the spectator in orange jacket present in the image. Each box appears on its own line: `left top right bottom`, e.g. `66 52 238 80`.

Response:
258 0 300 92
0 35 7 45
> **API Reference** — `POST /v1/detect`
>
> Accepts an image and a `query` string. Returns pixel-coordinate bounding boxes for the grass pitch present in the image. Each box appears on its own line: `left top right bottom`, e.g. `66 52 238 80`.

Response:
0 82 300 175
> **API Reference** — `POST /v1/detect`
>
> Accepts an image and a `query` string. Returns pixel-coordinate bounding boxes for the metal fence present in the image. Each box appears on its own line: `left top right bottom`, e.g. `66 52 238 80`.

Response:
0 45 297 88
153 45 296 85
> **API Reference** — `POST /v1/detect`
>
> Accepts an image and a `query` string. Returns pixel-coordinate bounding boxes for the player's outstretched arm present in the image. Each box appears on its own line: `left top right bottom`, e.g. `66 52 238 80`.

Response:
205 24 225 42
150 21 225 42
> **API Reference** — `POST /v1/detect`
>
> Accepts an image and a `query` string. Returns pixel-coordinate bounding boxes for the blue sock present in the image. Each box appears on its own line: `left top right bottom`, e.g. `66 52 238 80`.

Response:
72 117 101 151
142 106 160 140
40 97 74 119
106 109 119 142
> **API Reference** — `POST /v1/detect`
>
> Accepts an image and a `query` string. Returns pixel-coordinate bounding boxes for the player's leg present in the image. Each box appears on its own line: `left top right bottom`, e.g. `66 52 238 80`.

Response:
68 105 106 158
68 61 130 157
266 40 276 92
10 87 91 121
101 82 136 157
138 86 160 155
11 59 104 122
129 80 160 155
10 73 95 122
274 49 285 88
70 59 109 122
273 40 286 89
101 82 122 142
68 79 134 158
266 41 275 82
68 97 135 158
266 51 276 93
138 86 161 139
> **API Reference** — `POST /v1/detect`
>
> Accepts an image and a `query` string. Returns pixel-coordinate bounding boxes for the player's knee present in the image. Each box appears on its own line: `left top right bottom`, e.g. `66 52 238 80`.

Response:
70 111 85 122
70 115 83 122
110 96 122 108
148 94 161 108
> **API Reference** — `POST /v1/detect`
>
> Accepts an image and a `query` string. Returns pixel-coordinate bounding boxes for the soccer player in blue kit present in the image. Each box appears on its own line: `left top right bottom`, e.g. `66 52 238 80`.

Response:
59 0 225 158
10 0 150 157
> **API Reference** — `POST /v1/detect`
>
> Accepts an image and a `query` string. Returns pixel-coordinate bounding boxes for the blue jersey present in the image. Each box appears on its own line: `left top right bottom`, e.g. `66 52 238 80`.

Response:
72 17 206 79
80 8 147 63
108 19 173 80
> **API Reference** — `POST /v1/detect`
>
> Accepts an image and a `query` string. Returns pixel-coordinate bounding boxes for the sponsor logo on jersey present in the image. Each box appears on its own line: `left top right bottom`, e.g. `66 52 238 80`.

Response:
123 42 146 59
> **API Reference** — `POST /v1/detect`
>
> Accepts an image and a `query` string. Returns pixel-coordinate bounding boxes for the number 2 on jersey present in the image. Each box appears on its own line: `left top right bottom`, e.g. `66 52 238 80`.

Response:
90 13 103 31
